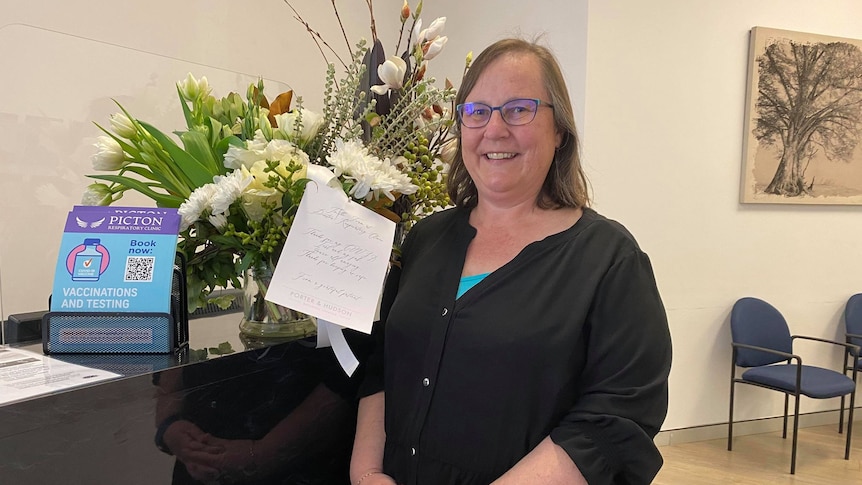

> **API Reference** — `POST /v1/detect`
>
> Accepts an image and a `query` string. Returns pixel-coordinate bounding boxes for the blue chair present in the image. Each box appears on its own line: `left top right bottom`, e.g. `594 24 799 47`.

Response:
840 293 862 433
727 297 859 475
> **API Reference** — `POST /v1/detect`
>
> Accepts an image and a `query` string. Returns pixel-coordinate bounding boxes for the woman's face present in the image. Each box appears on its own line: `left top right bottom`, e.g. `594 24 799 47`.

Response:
460 53 562 207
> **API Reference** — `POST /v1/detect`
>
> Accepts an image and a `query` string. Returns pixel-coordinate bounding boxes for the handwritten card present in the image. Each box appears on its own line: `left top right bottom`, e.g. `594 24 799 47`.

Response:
266 166 395 334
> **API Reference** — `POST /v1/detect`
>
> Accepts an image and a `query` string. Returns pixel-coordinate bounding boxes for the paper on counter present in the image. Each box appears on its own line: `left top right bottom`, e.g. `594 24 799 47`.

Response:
0 346 120 406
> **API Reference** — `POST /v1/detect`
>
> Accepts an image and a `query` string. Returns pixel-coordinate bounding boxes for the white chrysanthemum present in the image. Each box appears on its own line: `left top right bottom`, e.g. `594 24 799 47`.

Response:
207 213 228 230
178 184 217 231
210 170 252 215
327 139 418 201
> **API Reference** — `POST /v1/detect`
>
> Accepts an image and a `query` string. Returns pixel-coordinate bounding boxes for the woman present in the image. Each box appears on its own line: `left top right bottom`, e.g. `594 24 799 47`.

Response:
351 38 672 485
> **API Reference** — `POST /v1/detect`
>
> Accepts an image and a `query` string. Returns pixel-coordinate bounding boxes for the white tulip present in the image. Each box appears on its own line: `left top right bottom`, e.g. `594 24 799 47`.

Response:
109 112 137 138
91 136 126 170
177 73 211 101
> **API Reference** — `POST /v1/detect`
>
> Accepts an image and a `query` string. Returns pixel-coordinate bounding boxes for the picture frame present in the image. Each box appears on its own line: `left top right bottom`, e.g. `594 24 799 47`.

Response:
741 27 862 205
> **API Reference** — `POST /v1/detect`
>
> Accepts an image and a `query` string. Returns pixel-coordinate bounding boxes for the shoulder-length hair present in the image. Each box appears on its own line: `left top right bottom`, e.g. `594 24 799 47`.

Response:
447 38 590 209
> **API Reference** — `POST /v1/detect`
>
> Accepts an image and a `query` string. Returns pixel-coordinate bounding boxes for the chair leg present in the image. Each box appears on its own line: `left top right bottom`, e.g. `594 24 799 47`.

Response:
728 385 735 451
846 389 856 460
790 394 800 474
782 393 789 439
728 357 736 452
839 395 846 434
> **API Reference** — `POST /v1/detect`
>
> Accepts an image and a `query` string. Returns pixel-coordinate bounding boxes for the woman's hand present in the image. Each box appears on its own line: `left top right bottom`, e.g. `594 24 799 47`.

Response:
355 471 398 485
162 420 223 482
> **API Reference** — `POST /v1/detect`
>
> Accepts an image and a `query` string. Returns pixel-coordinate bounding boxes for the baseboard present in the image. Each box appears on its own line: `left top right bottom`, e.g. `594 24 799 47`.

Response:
655 407 861 446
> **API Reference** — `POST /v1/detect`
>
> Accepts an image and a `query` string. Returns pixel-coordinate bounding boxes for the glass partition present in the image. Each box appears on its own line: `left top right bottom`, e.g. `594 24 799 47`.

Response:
0 24 291 342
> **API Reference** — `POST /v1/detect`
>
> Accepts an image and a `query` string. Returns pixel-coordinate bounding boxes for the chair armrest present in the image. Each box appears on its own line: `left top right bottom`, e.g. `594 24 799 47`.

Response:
847 332 862 340
732 342 800 363
791 334 858 354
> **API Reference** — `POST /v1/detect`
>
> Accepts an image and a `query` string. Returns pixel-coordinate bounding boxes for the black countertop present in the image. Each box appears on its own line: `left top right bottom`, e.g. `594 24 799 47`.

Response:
0 314 366 484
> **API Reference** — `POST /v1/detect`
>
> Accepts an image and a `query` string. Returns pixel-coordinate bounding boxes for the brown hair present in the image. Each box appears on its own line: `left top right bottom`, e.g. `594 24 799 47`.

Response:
448 38 590 209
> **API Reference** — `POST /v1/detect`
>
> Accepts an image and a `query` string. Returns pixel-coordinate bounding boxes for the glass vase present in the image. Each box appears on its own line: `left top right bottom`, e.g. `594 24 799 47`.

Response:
238 261 317 342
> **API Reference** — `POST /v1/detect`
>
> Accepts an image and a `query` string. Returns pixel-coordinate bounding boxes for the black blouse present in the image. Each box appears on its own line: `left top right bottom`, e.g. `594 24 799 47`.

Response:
359 207 672 485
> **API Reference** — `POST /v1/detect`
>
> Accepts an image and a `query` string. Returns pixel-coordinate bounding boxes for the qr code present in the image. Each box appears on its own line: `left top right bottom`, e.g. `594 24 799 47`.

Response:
125 256 155 282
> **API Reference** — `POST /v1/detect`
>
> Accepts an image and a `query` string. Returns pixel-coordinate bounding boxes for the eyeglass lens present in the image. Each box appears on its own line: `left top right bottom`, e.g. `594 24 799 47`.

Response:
458 99 542 127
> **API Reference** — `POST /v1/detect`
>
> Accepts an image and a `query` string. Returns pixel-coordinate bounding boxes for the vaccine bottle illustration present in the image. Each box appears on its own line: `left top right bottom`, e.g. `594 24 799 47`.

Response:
72 238 104 281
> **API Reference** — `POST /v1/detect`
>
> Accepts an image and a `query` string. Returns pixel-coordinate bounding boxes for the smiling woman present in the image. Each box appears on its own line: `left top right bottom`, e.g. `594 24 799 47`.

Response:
352 38 672 485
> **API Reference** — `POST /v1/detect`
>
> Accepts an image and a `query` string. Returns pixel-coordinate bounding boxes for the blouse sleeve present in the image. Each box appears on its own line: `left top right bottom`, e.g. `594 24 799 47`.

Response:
549 250 672 485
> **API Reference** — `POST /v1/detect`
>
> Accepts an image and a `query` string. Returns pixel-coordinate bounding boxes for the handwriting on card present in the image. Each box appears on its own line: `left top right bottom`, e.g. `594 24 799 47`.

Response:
299 227 377 282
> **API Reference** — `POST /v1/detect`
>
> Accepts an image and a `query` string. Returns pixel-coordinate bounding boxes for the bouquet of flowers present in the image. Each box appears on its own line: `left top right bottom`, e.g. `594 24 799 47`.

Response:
84 0 459 316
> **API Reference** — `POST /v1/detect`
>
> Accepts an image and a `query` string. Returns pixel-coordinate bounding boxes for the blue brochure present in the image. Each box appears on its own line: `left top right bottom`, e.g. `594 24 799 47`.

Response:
50 206 181 314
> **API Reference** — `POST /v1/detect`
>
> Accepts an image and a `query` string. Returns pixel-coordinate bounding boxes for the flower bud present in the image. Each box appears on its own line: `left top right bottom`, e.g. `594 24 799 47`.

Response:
465 51 473 68
177 73 211 101
423 36 447 61
81 183 114 206
91 136 126 170
109 112 136 138
400 0 410 21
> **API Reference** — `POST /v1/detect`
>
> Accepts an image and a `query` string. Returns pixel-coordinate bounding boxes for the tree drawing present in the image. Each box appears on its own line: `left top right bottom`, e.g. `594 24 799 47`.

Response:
754 38 862 196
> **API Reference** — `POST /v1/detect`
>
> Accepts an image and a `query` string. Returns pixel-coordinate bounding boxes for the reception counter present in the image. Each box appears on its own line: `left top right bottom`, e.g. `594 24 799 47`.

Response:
0 313 368 484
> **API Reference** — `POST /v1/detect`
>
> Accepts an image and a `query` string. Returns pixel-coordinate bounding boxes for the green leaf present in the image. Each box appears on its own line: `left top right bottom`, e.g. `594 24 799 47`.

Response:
118 164 183 196
178 85 195 128
87 174 183 207
139 121 215 189
179 129 222 175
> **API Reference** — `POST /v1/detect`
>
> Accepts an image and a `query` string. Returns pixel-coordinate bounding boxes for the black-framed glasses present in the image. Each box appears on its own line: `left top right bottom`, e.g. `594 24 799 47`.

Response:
456 98 553 128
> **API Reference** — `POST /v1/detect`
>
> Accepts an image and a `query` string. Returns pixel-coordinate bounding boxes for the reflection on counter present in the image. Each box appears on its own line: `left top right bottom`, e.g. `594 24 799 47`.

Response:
154 338 358 484
0 313 372 485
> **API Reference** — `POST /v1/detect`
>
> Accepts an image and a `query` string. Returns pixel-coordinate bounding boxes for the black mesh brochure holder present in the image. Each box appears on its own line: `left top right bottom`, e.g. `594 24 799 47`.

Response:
42 254 189 354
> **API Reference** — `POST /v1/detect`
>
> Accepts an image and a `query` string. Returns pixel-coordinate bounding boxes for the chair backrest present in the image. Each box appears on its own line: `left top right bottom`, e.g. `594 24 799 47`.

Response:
731 297 793 367
846 293 862 347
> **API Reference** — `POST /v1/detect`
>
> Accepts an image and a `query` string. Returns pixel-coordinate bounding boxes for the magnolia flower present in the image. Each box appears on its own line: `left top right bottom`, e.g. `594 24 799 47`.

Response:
326 139 418 201
81 183 115 206
411 18 422 46
439 138 459 166
418 17 446 44
91 136 126 170
109 112 136 138
371 56 408 95
274 109 324 144
178 73 211 101
423 35 448 61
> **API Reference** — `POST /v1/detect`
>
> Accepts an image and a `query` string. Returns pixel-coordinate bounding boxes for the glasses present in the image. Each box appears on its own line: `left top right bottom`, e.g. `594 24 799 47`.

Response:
456 98 553 128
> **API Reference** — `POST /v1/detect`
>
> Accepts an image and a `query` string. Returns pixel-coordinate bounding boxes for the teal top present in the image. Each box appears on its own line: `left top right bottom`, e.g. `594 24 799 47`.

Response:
457 273 490 299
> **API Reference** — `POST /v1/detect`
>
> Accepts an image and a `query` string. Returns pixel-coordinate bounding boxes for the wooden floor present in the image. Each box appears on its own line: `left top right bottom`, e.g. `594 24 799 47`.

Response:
654 421 862 484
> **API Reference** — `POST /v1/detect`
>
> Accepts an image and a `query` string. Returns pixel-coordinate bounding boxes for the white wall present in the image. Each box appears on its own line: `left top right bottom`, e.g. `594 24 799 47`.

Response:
2 0 860 432
585 0 862 430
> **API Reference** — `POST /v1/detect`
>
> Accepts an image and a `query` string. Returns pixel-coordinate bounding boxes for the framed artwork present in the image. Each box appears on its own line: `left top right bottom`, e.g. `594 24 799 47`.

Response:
741 27 862 205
